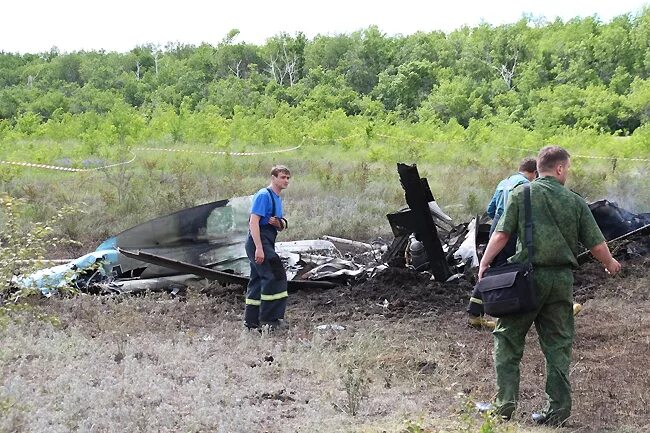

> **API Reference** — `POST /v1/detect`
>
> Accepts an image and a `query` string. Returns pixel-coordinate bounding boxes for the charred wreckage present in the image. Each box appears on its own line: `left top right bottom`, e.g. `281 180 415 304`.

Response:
14 164 650 297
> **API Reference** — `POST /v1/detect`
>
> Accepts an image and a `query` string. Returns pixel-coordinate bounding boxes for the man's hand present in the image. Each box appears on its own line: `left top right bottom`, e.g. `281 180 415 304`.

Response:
269 216 283 230
604 257 621 275
255 247 265 264
589 242 621 277
478 262 490 281
477 231 510 281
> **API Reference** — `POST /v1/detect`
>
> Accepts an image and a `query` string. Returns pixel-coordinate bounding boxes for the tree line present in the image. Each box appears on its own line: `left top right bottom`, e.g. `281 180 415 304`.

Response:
1 9 650 137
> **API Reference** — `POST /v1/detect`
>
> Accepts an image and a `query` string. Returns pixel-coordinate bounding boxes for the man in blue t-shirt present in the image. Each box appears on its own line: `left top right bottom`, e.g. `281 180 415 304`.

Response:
487 158 537 239
244 165 291 331
467 158 536 327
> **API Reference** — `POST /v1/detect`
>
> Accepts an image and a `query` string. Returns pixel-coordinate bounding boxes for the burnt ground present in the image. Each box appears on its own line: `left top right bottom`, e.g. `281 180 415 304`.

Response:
201 241 650 432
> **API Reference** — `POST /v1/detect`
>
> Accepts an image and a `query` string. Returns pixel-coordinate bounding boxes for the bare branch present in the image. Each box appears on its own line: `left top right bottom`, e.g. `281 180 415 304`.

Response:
152 46 162 76
228 59 243 78
482 50 518 90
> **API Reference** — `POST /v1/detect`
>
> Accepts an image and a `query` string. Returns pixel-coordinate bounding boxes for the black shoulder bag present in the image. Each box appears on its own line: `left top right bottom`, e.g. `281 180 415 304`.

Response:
475 184 537 317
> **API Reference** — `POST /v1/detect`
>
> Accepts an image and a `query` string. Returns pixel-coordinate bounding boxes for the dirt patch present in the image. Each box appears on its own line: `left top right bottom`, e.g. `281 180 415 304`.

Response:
574 252 649 303
168 245 650 433
280 247 650 432
289 267 472 324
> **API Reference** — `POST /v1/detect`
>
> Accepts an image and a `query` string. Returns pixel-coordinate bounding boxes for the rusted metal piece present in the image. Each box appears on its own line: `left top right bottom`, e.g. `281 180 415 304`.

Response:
395 163 452 281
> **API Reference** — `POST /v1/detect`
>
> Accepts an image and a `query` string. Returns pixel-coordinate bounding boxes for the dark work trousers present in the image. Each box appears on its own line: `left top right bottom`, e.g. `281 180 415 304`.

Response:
244 225 288 327
468 218 519 316
488 213 517 266
493 233 518 268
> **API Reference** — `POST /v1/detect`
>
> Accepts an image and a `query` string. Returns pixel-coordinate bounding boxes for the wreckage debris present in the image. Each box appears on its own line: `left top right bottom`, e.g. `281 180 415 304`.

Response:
384 164 650 282
589 200 650 240
13 165 649 297
393 163 452 281
118 248 338 290
385 163 490 282
13 196 369 295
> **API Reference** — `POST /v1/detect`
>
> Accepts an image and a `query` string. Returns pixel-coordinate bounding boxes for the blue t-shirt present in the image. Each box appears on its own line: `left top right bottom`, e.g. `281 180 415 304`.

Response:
250 187 283 226
486 172 530 218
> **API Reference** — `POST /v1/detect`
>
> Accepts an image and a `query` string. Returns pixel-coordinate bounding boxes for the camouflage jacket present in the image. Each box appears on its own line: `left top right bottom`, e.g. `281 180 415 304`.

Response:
496 176 605 268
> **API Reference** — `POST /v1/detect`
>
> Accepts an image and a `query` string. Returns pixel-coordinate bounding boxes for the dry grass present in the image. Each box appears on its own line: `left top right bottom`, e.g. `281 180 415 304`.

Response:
2 275 648 433
1 144 648 432
0 293 510 433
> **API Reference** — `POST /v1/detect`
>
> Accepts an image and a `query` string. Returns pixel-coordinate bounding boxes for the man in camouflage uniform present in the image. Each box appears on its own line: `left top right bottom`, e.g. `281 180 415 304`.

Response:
478 146 621 426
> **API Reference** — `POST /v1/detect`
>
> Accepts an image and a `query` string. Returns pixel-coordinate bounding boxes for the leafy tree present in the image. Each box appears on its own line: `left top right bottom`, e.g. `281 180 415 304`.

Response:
201 75 262 117
120 72 150 107
51 53 83 85
342 26 395 94
625 77 650 125
108 101 145 144
393 31 450 66
164 41 196 60
262 32 307 86
374 60 437 113
14 112 42 136
79 52 130 90
187 43 218 82
418 76 486 126
529 84 629 132
629 7 650 77
69 85 119 114
592 15 634 85
27 89 70 119
0 53 28 87
129 45 156 80
304 34 353 72
214 41 262 79
299 69 361 117
0 88 22 119
538 17 600 86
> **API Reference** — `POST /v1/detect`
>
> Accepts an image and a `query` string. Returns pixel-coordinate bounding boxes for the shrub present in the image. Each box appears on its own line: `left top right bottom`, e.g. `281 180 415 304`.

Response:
0 195 76 318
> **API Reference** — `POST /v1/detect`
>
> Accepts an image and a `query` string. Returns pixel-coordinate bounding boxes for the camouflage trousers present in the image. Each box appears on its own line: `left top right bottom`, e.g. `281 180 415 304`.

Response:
493 267 574 423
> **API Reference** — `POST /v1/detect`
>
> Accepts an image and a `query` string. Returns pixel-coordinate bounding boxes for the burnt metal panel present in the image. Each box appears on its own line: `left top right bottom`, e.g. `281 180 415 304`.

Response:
589 200 650 240
396 163 452 281
97 197 251 278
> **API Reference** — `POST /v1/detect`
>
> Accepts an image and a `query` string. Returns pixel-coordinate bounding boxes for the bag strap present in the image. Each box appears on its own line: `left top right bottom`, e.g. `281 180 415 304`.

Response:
266 187 276 217
523 183 533 264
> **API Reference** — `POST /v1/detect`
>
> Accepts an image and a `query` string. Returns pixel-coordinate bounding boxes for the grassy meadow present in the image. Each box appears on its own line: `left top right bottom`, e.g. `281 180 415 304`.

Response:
1 121 649 433
1 118 648 249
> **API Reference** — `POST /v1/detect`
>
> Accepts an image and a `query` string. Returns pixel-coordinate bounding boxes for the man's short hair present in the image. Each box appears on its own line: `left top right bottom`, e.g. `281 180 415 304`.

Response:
271 165 291 177
537 146 571 172
518 157 537 173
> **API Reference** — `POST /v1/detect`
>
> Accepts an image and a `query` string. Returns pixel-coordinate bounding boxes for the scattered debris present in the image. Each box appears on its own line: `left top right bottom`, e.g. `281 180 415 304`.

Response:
12 163 649 297
589 200 650 240
315 324 345 332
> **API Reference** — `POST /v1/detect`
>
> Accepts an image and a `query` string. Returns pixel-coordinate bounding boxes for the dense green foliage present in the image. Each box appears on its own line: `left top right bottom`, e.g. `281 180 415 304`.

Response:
2 10 650 139
0 12 649 252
